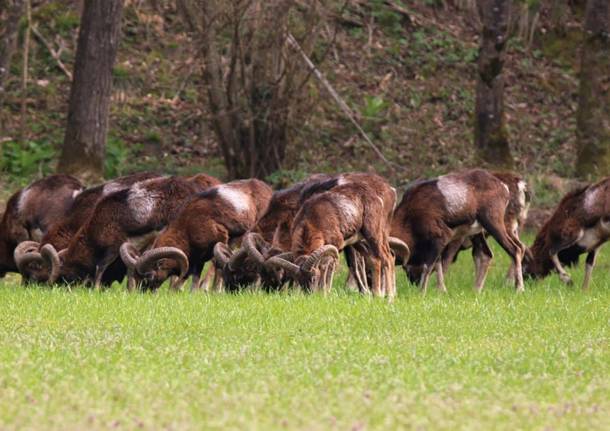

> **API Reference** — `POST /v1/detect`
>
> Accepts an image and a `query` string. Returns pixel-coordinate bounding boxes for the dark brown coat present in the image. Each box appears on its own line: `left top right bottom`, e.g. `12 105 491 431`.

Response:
266 173 397 297
42 174 220 287
0 175 83 277
391 169 525 292
525 177 610 290
126 179 272 291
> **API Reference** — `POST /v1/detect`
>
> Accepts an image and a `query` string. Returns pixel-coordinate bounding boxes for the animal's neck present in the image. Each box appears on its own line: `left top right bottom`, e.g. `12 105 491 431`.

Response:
157 229 190 256
527 235 554 277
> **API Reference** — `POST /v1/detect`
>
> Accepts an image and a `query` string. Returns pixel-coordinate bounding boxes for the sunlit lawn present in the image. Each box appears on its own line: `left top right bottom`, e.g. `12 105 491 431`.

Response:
0 239 608 430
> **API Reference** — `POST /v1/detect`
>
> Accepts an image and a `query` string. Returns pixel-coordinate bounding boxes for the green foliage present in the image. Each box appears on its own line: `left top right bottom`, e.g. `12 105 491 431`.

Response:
0 137 142 183
265 169 310 188
361 95 389 120
0 140 56 183
540 30 583 69
112 65 131 81
402 28 478 76
370 0 404 37
361 95 389 137
530 175 566 208
105 137 141 178
34 3 79 37
144 130 162 145
0 239 609 429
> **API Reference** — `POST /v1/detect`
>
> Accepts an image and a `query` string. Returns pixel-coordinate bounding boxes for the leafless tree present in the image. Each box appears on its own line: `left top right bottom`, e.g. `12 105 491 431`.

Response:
178 0 325 179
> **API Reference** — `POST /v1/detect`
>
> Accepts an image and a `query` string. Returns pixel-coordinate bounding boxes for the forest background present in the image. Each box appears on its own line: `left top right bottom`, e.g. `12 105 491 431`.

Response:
0 0 609 224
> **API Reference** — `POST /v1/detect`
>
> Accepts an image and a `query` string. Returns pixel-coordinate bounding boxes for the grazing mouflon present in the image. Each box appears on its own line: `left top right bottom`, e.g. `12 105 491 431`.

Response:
39 174 220 287
391 169 526 293
121 179 272 291
1 174 83 279
524 177 610 290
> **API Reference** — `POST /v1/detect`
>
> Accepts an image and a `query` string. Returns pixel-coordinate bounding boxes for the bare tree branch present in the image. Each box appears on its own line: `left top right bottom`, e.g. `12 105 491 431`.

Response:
286 32 400 170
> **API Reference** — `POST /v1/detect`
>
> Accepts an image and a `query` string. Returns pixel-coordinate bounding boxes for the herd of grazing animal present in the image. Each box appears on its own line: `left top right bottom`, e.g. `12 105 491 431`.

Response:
1 168 608 297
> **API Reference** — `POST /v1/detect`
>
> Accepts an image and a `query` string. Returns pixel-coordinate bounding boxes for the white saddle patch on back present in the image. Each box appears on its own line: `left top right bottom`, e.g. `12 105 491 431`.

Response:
335 195 360 226
217 185 250 214
437 176 469 214
72 189 83 199
584 186 600 213
336 176 349 186
17 188 31 214
103 181 125 196
128 183 159 224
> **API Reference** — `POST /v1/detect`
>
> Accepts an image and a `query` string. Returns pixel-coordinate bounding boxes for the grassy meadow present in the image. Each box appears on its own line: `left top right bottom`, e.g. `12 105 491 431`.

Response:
0 240 608 430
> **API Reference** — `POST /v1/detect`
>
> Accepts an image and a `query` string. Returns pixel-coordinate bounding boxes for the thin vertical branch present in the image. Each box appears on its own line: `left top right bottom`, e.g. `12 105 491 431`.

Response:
19 0 31 142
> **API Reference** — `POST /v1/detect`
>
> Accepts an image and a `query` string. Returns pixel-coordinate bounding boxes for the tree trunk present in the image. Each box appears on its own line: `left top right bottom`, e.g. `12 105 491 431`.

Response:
0 0 25 102
57 0 124 183
475 0 513 168
575 0 610 179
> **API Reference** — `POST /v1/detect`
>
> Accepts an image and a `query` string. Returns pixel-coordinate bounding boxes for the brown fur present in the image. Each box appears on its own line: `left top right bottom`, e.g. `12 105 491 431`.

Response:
49 174 221 286
17 172 160 283
276 173 396 297
525 178 610 289
42 172 160 251
441 171 530 270
0 175 83 276
136 179 272 290
391 169 525 292
219 174 333 290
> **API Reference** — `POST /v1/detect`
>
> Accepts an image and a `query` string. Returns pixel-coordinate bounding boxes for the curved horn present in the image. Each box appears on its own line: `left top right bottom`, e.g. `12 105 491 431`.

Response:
265 253 300 277
213 242 232 268
119 242 140 270
243 232 267 264
389 237 410 262
302 245 339 273
40 244 61 283
14 241 43 274
136 247 189 279
227 247 249 271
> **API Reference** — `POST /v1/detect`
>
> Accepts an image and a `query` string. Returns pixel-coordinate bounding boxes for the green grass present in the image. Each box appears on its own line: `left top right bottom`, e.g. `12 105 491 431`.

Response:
0 241 609 430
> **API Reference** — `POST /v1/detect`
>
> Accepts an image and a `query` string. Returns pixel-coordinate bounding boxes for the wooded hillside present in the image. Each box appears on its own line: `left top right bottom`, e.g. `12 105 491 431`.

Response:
0 0 608 198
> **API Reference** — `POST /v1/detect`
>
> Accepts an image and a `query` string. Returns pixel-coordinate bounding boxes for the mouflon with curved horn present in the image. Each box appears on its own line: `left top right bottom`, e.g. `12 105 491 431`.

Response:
14 172 160 284
523 177 610 290
264 173 398 298
216 174 337 291
39 174 221 288
390 169 526 293
2 174 83 280
120 179 272 291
